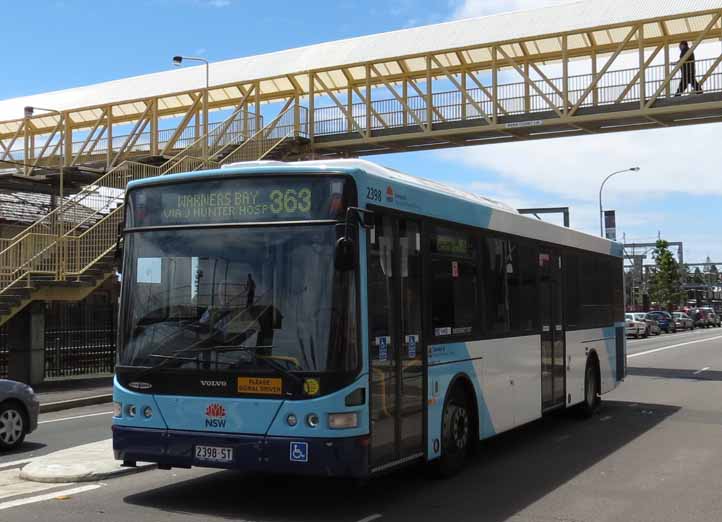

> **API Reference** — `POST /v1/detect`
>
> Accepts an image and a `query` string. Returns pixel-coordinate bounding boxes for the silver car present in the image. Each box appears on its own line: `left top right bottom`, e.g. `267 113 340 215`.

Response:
0 379 39 450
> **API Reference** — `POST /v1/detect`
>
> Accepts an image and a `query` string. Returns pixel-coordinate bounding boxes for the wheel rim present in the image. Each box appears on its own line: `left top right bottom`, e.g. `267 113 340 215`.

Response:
0 409 24 445
444 401 469 454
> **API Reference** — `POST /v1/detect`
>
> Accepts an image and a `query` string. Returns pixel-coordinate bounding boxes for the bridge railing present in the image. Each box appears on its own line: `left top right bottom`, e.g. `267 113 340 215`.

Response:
6 110 261 168
313 56 722 135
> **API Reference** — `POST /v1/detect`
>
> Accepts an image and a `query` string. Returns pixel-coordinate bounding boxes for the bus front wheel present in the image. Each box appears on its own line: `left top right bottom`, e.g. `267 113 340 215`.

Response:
577 357 601 418
436 385 473 477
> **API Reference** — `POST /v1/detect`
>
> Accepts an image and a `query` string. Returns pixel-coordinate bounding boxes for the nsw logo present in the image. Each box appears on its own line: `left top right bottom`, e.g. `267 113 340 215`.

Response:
386 185 394 202
205 403 227 428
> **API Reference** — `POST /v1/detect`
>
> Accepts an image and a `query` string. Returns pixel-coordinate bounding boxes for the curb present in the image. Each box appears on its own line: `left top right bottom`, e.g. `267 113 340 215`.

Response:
20 461 156 484
39 394 114 413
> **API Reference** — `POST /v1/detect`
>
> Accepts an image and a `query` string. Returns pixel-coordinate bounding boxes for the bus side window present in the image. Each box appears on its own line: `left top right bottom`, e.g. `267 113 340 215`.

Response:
429 226 477 338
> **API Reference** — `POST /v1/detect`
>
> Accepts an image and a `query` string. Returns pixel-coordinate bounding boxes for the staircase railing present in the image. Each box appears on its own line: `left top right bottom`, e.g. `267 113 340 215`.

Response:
220 105 307 165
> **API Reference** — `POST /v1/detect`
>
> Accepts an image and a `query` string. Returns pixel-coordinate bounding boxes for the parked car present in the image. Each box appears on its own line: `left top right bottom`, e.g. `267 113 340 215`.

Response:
672 312 694 330
699 307 721 327
646 311 677 333
0 380 39 450
633 313 661 336
625 313 647 338
688 309 707 328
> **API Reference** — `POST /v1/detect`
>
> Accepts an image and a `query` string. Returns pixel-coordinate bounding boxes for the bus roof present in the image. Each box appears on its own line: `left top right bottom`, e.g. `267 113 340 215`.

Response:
127 159 622 257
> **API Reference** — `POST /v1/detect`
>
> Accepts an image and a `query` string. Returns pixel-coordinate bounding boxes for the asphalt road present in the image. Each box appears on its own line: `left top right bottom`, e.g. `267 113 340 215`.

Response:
3 327 722 521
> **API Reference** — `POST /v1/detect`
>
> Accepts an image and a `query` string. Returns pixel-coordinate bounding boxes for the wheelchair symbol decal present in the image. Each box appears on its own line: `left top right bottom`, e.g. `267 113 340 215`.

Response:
290 441 309 463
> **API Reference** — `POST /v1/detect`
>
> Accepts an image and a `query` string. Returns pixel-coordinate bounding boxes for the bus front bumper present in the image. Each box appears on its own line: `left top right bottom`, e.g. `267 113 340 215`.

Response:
112 425 369 478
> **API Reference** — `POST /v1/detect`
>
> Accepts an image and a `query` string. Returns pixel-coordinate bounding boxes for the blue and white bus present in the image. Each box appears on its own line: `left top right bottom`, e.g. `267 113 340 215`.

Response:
112 159 625 477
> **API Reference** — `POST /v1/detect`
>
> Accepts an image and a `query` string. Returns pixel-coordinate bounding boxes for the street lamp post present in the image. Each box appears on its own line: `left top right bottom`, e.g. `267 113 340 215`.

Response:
24 105 66 279
599 167 640 237
173 55 210 158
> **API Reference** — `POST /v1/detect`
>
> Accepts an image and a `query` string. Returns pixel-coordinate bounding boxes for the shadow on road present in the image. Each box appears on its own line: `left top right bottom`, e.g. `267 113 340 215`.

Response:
628 366 722 382
1 441 46 460
124 400 679 522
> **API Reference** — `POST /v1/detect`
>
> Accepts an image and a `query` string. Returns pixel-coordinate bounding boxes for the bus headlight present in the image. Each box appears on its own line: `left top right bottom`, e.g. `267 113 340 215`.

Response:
142 406 153 418
126 404 137 417
113 402 122 418
286 414 298 427
328 412 358 429
306 413 320 428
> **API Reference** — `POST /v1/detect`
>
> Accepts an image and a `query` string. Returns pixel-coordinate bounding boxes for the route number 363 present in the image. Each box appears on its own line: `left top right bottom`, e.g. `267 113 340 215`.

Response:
270 188 312 213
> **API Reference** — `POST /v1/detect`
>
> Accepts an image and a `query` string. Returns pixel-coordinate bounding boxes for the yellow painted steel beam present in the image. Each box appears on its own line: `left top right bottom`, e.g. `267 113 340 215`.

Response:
159 95 201 156
568 25 640 116
430 56 492 125
615 45 663 104
497 47 564 118
314 74 367 137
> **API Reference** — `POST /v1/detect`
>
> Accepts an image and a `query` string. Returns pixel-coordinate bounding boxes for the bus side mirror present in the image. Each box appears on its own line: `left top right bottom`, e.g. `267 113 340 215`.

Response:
335 237 355 271
361 211 375 229
335 207 373 271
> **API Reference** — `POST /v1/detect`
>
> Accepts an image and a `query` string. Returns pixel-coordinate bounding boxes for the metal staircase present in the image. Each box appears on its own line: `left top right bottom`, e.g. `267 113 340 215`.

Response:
0 105 308 327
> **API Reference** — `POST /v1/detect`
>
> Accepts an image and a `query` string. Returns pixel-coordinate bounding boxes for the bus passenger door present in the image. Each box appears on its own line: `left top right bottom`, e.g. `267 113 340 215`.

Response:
367 213 425 470
539 249 566 411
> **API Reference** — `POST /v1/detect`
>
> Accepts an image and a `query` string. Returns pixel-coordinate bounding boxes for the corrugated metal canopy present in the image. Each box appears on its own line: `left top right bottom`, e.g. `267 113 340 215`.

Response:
1 0 721 132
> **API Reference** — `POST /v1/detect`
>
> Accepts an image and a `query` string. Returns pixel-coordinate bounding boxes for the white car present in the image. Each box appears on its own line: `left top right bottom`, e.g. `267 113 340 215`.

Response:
625 313 646 338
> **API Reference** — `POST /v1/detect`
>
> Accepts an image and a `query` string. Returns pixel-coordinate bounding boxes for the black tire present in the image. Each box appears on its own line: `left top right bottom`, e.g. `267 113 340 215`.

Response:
436 386 473 477
577 358 600 418
0 402 27 450
643 327 649 338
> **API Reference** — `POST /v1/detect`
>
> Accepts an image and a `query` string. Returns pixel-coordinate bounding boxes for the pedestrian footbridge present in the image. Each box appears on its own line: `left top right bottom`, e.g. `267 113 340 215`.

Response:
0 0 721 325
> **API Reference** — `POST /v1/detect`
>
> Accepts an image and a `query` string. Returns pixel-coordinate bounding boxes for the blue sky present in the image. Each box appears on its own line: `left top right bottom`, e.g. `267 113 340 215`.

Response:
3 0 721 263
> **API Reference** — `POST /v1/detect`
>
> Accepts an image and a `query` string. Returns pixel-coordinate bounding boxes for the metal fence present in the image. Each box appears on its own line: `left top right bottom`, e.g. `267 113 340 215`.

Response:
44 301 116 378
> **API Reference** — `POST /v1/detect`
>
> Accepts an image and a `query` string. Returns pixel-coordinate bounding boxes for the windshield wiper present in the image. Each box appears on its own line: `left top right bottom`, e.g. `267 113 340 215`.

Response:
173 344 274 354
254 354 303 384
149 354 199 362
179 344 303 384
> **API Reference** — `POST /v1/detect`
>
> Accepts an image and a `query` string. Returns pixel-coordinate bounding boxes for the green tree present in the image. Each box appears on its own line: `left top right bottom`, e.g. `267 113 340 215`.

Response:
648 240 683 310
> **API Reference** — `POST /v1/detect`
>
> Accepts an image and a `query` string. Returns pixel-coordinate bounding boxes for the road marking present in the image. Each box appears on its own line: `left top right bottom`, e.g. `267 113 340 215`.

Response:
356 515 383 522
0 484 102 511
0 469 70 500
694 367 710 375
38 411 113 425
627 335 722 359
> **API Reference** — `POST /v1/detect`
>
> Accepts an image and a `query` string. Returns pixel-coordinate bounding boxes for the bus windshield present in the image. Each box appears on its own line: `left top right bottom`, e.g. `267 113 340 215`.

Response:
118 224 358 376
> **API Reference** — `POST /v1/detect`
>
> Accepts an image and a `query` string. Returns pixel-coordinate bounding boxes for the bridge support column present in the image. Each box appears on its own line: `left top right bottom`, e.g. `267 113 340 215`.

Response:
6 303 45 386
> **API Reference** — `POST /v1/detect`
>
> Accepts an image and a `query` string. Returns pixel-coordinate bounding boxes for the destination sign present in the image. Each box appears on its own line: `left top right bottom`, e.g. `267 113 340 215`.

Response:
128 176 351 227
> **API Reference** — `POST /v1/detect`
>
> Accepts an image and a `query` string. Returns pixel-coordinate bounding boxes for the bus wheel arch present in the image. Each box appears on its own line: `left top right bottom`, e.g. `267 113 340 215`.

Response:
434 373 479 477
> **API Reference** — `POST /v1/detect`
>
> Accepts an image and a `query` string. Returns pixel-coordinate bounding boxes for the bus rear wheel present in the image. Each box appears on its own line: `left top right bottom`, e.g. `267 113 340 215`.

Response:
436 386 472 477
577 358 600 418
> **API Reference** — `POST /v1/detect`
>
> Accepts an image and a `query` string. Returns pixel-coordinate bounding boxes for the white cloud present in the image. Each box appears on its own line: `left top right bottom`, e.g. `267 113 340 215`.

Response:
451 0 575 19
438 121 722 210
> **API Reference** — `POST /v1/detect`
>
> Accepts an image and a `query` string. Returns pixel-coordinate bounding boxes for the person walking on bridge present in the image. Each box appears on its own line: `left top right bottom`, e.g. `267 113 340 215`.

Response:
675 41 703 96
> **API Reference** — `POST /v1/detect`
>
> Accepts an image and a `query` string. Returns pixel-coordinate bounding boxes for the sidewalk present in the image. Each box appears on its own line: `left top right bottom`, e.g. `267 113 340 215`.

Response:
20 439 154 483
34 376 113 413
